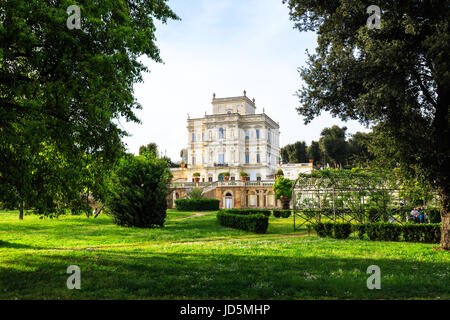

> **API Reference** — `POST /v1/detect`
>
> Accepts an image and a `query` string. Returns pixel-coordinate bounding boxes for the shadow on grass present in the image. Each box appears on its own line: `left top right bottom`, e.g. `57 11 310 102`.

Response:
1 248 448 300
0 240 41 250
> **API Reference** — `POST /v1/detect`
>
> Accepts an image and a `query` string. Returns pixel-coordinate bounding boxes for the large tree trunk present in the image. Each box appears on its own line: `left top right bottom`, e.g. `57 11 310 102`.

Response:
440 189 450 250
18 200 23 220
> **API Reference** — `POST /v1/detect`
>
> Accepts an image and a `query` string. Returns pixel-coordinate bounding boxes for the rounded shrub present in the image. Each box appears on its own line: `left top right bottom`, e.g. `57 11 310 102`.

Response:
105 154 172 228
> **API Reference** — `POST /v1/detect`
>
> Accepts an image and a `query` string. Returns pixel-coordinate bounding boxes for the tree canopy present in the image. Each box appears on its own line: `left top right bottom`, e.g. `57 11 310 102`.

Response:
284 0 449 248
0 1 179 217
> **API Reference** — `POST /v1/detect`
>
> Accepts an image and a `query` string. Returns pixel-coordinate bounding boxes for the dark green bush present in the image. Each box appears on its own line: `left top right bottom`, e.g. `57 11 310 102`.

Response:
323 222 334 237
175 198 220 211
403 224 423 242
219 209 271 217
217 212 269 234
313 223 327 237
421 224 441 243
105 154 172 228
381 223 401 241
353 224 366 239
366 223 382 240
333 223 352 239
272 210 282 218
313 222 351 239
365 223 400 241
272 210 291 218
356 222 441 243
427 207 441 223
281 210 292 218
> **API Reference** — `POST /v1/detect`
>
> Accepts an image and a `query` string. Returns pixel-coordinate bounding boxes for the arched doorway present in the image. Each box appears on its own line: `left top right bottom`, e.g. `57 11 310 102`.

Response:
218 173 224 181
224 192 233 209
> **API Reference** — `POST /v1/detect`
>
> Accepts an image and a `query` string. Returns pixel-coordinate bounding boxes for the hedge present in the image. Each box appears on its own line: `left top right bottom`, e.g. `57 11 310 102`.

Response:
313 222 441 243
216 212 269 234
313 222 342 238
175 198 220 211
355 223 441 243
273 210 291 218
219 209 271 217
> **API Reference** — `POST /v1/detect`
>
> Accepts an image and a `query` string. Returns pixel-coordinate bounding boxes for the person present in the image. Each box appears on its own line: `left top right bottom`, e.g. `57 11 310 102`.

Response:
93 207 98 217
418 207 425 224
410 207 419 223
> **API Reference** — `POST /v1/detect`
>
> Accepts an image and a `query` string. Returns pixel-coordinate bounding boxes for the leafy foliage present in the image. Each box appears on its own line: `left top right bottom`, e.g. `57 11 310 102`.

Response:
105 153 172 228
273 176 294 200
284 0 450 247
217 212 269 234
0 0 179 218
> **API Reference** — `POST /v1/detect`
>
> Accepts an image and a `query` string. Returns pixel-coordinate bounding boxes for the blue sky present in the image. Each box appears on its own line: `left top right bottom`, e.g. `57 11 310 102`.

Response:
121 0 370 160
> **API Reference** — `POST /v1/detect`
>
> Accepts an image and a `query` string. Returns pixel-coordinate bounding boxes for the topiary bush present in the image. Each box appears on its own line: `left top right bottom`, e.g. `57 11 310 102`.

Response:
217 212 269 234
323 222 334 237
175 198 220 211
272 210 291 218
313 223 327 237
281 210 292 218
105 154 172 228
272 210 282 218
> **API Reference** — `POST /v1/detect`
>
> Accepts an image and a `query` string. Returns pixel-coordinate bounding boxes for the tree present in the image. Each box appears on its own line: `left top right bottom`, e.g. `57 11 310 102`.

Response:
348 131 374 167
273 177 294 209
319 126 349 168
285 0 450 248
139 143 158 156
280 141 308 163
105 153 173 228
307 141 323 165
0 1 179 218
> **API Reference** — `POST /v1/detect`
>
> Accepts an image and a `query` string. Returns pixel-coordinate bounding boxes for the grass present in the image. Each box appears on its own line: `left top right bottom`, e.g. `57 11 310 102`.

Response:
0 209 448 299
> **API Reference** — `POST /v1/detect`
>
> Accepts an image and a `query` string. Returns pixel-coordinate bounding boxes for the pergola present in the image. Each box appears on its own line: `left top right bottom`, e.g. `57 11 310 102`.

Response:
289 169 439 231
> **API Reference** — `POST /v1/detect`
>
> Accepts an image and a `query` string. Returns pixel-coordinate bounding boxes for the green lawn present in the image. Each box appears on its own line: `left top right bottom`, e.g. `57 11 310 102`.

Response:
0 209 448 299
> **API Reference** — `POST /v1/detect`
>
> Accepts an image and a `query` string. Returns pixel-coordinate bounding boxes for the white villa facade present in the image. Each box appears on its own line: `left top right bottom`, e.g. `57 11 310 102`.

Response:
172 91 281 182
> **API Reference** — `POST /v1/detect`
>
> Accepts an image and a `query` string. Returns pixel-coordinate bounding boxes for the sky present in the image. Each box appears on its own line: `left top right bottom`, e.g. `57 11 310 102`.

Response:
120 0 370 161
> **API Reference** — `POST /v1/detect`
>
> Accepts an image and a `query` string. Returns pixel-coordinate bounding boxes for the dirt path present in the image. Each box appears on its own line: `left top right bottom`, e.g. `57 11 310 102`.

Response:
171 213 207 220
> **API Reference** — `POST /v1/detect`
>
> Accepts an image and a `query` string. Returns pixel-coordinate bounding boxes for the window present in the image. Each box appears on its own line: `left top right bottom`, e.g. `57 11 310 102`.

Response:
192 157 196 165
257 154 260 163
208 177 213 182
192 132 196 142
218 154 224 164
245 130 249 139
257 176 262 181
227 110 232 114
231 176 235 181
256 129 260 139
219 128 224 139
245 153 250 164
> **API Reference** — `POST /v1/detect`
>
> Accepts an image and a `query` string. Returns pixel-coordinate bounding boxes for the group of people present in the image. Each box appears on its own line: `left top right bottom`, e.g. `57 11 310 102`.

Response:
409 207 426 224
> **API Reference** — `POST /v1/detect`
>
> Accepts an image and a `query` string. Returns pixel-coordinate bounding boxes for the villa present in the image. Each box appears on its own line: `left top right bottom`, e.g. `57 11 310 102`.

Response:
169 92 312 209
